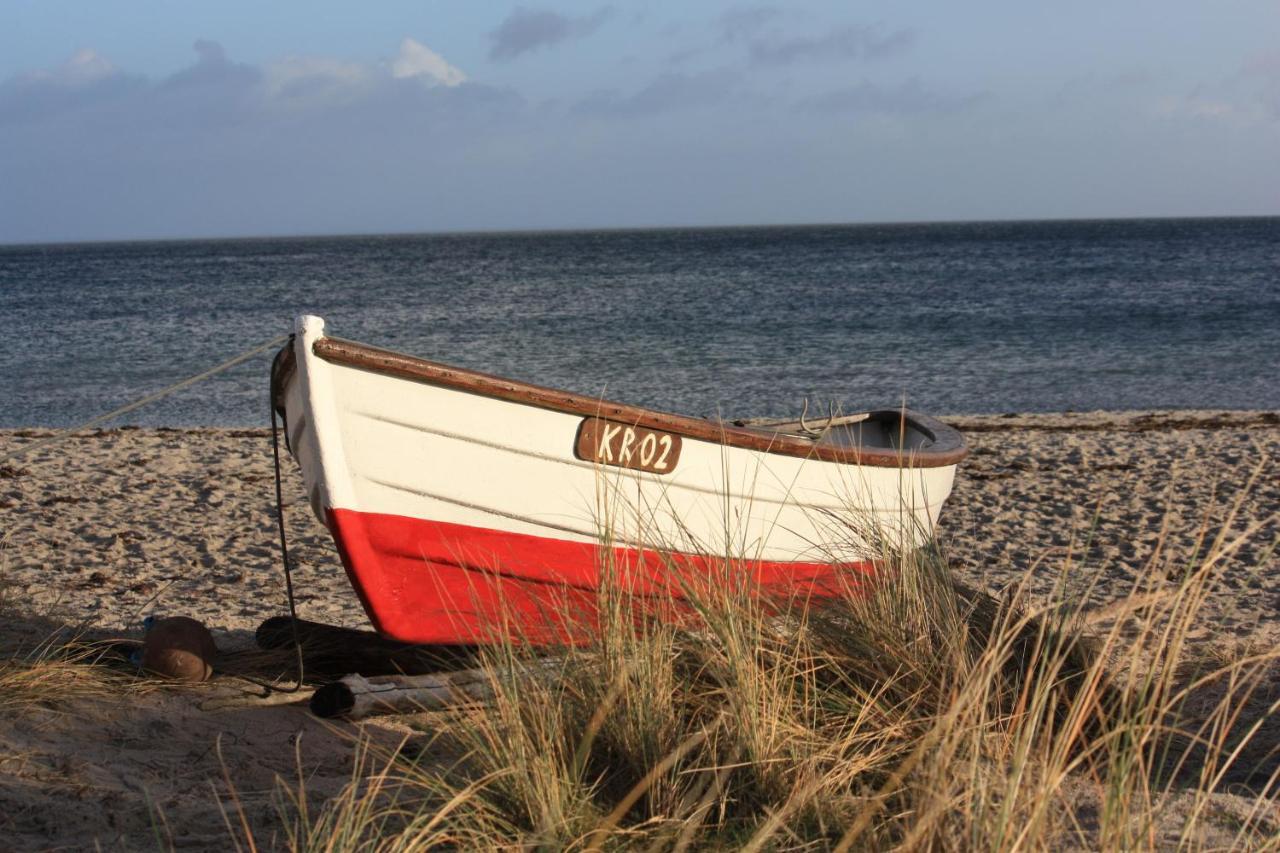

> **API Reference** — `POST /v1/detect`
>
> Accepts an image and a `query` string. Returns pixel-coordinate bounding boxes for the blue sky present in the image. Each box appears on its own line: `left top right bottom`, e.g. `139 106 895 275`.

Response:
2 1 1277 242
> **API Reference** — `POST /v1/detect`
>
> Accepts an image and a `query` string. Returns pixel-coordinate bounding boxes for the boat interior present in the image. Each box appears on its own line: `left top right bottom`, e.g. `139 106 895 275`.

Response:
741 411 940 452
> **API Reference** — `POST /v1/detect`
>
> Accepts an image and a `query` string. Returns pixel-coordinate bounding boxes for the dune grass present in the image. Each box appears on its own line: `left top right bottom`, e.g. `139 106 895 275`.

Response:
0 562 142 717
0 640 130 716
249 484 1278 852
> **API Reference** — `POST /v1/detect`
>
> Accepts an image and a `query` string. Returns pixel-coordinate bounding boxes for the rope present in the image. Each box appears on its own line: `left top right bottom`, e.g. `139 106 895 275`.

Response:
267 391 306 693
222 391 308 696
2 333 290 463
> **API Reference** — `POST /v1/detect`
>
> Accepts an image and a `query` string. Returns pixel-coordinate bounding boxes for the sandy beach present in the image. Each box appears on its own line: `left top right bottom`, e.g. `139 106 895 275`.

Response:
0 410 1276 848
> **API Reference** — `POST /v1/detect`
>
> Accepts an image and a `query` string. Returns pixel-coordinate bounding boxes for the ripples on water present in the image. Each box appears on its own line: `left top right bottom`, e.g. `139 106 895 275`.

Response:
0 218 1277 426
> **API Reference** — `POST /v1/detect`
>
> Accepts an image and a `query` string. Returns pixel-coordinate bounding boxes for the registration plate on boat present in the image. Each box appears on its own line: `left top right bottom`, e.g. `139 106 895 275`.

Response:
576 418 682 474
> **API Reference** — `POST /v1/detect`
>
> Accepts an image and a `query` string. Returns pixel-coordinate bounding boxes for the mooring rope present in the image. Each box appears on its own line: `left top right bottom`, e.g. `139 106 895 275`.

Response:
1 333 290 463
267 364 307 693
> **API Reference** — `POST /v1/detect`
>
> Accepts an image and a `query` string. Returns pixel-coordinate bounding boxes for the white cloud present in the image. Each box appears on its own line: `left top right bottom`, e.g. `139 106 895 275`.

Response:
264 56 372 105
24 48 118 86
391 38 467 87
1 38 509 132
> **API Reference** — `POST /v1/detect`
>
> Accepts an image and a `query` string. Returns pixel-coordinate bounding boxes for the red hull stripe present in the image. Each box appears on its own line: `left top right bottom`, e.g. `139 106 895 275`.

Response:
325 508 873 644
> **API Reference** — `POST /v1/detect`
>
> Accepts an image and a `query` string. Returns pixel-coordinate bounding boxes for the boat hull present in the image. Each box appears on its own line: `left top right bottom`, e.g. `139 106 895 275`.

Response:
277 316 964 645
327 508 873 643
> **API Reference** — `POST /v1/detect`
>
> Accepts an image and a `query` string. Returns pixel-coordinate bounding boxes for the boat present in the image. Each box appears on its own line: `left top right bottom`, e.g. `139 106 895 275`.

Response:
271 316 967 645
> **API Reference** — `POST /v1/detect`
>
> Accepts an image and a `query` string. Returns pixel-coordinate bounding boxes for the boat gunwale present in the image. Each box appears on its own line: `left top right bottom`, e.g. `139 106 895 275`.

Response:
297 336 967 469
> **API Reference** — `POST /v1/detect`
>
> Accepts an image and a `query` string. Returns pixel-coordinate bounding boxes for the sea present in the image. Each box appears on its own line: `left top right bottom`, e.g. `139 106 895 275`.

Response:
1 217 1277 427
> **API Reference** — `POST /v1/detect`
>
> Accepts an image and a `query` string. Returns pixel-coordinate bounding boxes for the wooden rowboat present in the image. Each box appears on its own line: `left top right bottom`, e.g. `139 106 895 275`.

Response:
272 316 967 645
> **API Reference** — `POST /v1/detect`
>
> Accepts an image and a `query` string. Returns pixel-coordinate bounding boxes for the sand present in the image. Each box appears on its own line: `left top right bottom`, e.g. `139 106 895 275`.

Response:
0 410 1276 848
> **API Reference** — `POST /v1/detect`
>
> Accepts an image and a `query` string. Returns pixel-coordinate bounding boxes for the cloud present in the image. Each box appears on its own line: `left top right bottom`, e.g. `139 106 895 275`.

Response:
0 38 533 241
194 39 228 66
573 70 741 118
0 48 144 125
23 48 119 85
264 56 372 104
489 6 613 61
749 24 915 66
798 79 984 115
1152 53 1280 127
0 37 481 130
162 39 261 92
391 38 467 86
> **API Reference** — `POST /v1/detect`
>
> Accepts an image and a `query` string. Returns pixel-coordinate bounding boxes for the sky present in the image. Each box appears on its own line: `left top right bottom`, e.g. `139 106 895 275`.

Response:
1 1 1277 243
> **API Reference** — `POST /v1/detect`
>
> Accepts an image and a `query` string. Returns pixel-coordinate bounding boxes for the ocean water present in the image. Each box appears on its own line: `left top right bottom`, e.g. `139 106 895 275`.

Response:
0 218 1277 427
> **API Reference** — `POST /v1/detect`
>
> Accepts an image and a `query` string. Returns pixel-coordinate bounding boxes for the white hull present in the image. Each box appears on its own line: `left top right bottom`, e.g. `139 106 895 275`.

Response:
283 316 958 565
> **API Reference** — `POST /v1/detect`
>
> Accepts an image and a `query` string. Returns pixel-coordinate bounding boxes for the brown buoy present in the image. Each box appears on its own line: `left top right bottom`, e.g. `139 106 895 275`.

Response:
141 616 217 681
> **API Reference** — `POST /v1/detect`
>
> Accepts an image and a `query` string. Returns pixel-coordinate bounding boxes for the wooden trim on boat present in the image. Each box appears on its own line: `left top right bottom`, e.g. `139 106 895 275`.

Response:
307 337 968 468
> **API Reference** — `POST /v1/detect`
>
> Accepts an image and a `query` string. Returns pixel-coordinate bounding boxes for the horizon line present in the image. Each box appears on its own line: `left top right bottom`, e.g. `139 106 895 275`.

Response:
3 212 1277 249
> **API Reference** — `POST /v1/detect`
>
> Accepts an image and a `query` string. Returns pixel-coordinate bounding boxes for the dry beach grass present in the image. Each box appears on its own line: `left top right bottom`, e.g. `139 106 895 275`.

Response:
0 410 1275 849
